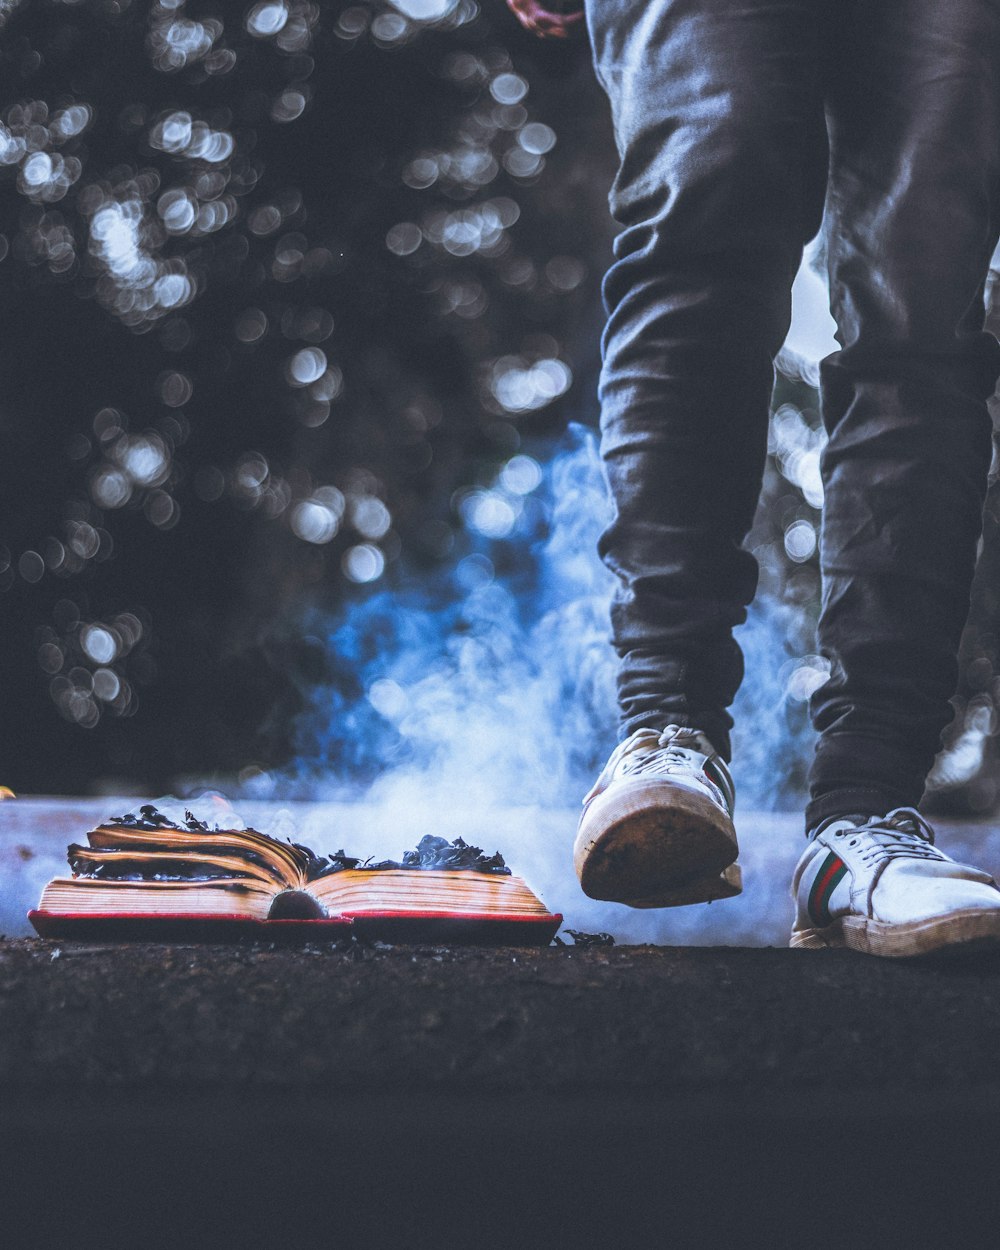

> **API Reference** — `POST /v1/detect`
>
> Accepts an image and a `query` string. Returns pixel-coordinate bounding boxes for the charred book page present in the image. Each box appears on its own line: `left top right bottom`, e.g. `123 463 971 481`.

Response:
29 807 562 945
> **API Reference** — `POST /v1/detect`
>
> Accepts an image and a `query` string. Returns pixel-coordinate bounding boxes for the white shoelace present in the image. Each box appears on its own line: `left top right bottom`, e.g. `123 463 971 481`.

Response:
622 750 695 777
620 727 704 779
834 807 947 867
584 724 726 807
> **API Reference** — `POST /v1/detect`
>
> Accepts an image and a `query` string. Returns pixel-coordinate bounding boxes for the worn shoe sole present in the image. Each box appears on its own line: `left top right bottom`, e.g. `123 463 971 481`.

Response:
790 907 1000 958
629 862 743 909
574 778 739 907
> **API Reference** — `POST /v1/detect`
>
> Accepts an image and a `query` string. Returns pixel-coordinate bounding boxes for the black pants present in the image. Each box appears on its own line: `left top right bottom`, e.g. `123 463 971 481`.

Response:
586 0 1000 831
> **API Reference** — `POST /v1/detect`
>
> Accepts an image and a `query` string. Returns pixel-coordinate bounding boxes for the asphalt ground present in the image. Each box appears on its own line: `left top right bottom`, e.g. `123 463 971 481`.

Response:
3 936 1000 1246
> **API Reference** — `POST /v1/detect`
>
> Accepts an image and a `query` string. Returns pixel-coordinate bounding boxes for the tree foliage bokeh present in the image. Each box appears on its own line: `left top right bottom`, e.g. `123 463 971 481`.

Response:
1 0 997 810
0 0 612 791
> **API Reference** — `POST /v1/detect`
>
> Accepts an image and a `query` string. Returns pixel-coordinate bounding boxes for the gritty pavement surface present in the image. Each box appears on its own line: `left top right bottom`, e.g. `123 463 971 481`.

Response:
2 937 1000 1097
3 936 1000 1245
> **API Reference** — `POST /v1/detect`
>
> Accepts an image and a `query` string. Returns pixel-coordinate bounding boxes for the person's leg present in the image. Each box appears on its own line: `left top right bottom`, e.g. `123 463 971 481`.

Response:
586 0 829 764
576 0 828 906
806 0 1000 832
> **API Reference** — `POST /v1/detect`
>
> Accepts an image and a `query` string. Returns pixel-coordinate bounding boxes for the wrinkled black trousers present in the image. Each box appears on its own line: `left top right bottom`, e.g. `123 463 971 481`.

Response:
586 0 1000 831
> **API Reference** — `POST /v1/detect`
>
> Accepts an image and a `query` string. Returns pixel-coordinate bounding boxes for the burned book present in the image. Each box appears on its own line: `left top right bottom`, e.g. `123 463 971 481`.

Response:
28 806 562 945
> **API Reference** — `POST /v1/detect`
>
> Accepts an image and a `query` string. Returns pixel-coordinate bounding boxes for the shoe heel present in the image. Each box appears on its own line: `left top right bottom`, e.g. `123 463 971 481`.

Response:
789 924 845 950
575 781 737 904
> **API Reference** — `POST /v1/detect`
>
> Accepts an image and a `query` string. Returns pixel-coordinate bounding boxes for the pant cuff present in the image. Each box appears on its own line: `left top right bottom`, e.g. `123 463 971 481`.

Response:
619 710 732 762
804 785 919 837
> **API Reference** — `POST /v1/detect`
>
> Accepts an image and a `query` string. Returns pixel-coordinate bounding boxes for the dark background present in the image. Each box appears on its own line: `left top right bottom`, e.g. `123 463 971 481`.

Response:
1 0 998 810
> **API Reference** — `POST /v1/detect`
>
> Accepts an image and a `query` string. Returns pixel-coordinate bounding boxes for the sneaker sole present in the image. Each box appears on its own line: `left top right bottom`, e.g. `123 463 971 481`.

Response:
628 862 743 909
574 779 739 907
790 907 1000 958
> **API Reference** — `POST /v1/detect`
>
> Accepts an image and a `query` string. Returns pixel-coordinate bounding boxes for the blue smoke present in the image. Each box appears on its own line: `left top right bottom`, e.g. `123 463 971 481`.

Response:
285 424 816 811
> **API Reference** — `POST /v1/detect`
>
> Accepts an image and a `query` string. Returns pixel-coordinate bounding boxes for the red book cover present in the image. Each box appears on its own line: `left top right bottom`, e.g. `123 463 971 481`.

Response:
28 909 562 945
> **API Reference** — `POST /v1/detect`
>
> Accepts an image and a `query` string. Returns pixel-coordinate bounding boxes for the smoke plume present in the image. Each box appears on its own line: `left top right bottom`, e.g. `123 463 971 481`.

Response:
266 425 819 945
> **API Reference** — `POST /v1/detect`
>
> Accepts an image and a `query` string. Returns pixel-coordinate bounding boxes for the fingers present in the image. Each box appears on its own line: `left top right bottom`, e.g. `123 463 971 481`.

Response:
534 10 585 39
505 0 586 40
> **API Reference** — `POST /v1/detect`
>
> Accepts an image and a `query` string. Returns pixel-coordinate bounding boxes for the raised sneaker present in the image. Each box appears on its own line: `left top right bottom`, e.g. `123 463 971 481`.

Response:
574 724 741 908
791 806 1000 957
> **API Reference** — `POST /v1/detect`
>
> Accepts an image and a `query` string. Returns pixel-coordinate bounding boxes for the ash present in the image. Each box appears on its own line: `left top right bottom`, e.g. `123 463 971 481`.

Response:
364 835 511 875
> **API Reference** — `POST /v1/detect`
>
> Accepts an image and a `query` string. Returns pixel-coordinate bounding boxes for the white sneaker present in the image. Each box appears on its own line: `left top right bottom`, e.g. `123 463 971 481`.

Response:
791 807 1000 957
574 724 741 908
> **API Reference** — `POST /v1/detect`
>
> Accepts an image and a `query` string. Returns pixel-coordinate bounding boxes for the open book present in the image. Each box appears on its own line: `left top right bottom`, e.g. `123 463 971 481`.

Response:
28 806 562 945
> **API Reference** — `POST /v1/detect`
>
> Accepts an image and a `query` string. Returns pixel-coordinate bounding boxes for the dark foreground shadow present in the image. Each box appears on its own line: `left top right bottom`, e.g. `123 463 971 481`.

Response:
3 1088 1000 1248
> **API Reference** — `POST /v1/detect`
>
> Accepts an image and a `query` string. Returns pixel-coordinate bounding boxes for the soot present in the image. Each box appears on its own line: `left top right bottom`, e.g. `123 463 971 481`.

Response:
91 813 510 880
305 849 362 881
108 805 182 831
565 930 616 948
365 835 511 875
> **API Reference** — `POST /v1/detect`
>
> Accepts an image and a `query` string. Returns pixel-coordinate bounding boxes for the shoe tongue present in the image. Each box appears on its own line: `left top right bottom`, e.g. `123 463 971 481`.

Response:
657 724 715 755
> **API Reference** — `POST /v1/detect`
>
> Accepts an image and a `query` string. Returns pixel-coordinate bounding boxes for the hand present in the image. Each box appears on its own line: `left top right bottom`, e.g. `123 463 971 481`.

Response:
504 0 585 40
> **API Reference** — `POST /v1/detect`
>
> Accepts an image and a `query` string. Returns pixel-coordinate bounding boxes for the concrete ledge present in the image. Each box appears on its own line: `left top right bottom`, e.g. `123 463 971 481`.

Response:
3 938 1000 1093
3 938 1000 1243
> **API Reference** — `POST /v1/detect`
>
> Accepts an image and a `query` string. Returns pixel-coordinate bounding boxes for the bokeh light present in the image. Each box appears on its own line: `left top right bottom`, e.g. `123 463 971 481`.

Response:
488 356 572 414
343 544 386 583
291 499 340 545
